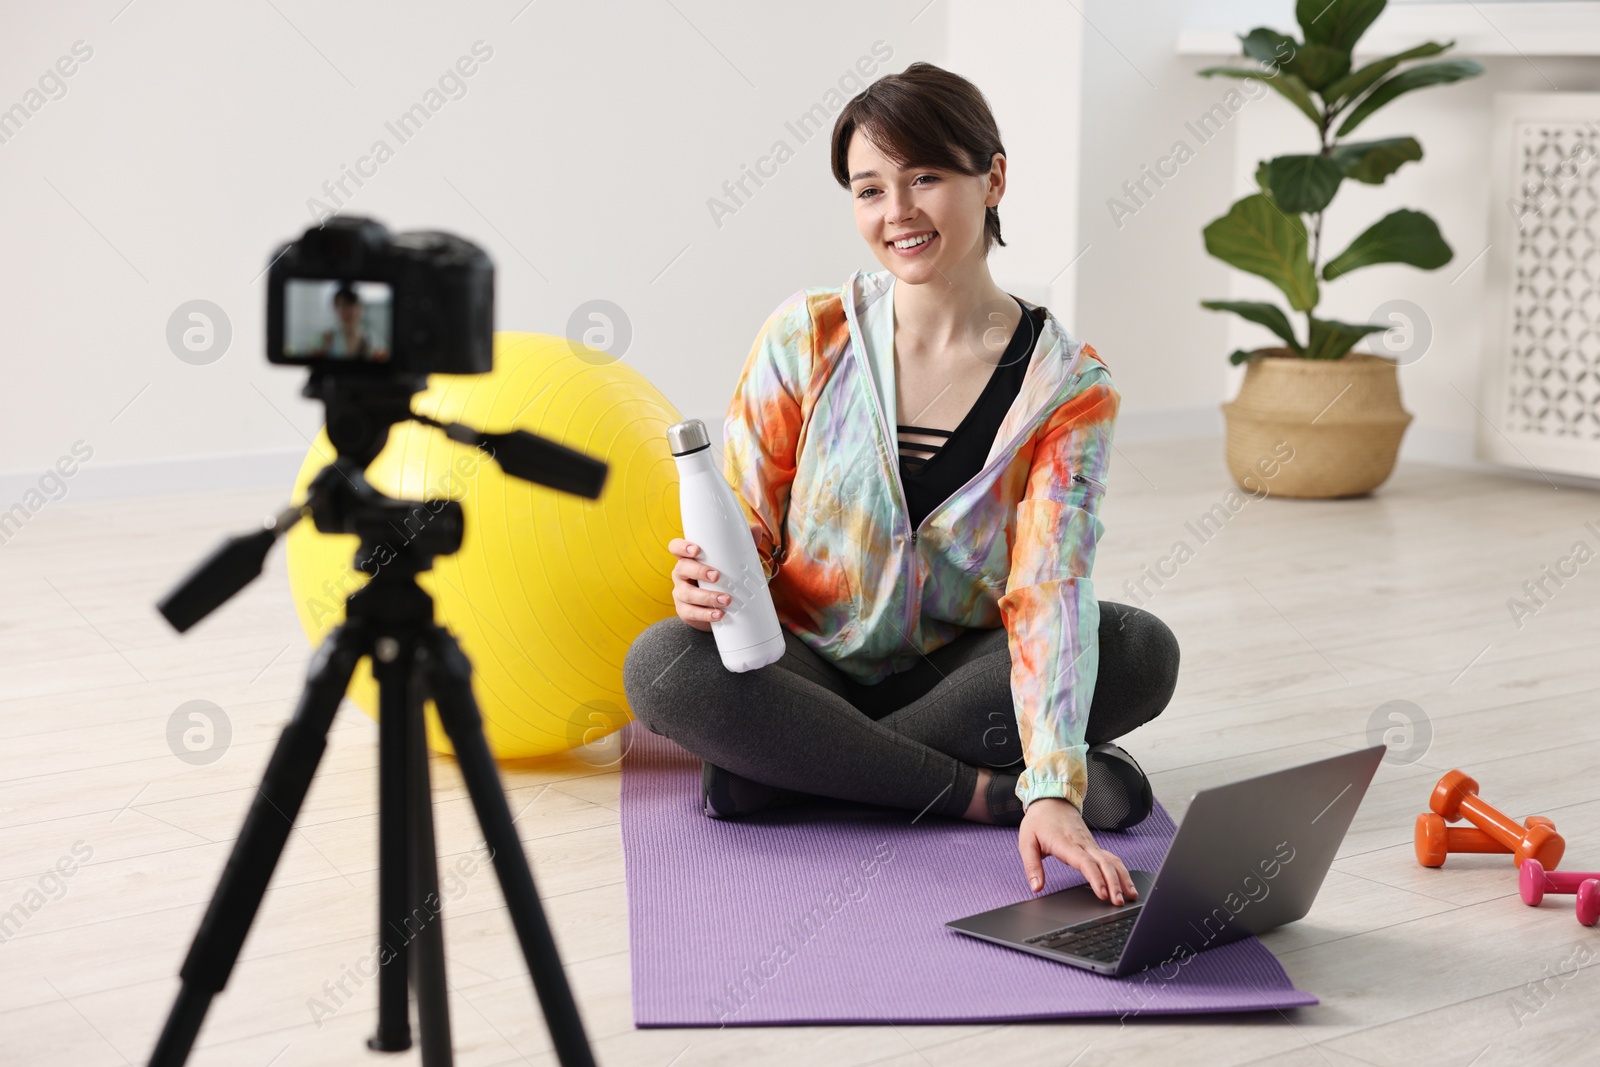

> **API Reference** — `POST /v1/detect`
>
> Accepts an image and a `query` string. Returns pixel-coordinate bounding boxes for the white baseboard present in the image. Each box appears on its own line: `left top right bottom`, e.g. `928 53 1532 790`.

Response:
1118 400 1489 466
1116 406 1600 487
1115 403 1491 465
7 417 1594 511
1396 423 1489 471
1114 404 1224 442
1 449 307 507
1377 421 1600 489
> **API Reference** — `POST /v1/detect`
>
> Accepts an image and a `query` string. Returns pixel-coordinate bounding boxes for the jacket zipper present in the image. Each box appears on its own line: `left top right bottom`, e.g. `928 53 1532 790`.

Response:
850 310 921 641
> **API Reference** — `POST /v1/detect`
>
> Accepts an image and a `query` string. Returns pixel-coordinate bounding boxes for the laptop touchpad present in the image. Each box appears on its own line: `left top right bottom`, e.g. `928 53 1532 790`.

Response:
953 870 1155 943
1028 868 1154 926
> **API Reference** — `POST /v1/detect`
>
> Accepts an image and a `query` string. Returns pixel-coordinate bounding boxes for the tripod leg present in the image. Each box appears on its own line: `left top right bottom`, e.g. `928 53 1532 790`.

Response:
369 640 415 1052
409 664 453 1066
423 630 597 1067
149 625 365 1067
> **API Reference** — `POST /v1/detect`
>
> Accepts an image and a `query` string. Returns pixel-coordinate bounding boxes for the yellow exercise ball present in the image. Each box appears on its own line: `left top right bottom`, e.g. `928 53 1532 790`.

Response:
284 331 684 760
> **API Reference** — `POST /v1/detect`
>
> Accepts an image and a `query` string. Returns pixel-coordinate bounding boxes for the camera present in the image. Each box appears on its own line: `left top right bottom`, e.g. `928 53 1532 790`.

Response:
266 214 493 376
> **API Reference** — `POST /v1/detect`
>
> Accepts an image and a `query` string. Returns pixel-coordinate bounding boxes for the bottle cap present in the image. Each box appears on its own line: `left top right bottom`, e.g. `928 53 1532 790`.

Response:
667 419 710 456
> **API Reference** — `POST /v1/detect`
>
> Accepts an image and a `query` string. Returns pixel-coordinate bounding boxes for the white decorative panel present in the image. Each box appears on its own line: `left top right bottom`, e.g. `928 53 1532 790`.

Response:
1482 93 1600 477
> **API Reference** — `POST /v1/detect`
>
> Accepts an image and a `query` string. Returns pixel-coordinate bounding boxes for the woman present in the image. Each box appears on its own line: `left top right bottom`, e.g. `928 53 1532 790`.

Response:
316 286 373 359
623 63 1178 905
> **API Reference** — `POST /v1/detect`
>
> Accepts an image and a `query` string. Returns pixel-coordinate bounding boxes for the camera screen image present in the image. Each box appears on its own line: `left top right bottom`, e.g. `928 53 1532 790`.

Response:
283 279 393 362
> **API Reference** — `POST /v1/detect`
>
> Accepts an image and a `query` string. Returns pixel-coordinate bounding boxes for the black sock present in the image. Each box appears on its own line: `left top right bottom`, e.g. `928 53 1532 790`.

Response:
701 760 807 819
985 770 1025 826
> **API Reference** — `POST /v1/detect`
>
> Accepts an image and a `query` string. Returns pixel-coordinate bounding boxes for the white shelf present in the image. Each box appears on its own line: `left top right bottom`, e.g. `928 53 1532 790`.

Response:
1179 2 1600 58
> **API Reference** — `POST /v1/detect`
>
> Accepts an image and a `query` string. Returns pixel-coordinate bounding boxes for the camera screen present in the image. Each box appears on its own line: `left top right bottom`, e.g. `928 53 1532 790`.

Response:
282 279 393 362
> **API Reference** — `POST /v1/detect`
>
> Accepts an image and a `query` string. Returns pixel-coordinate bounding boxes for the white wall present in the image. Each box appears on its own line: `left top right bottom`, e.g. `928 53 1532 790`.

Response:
8 0 1584 506
943 1 1085 326
1075 0 1245 442
0 1 947 500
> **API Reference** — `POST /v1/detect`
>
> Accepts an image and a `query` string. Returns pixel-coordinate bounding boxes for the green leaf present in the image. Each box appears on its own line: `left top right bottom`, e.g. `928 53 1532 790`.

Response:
1330 137 1423 183
1322 208 1453 280
1337 59 1485 136
1201 300 1304 352
1261 154 1346 213
1323 41 1451 107
1288 43 1353 92
1306 317 1389 360
1296 0 1385 54
1239 29 1350 91
1239 28 1299 68
1199 66 1321 126
1229 348 1276 366
1254 159 1273 194
1202 194 1320 311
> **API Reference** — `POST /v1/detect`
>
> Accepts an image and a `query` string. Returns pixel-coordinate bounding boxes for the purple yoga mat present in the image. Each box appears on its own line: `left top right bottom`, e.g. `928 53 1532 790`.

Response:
620 724 1318 1026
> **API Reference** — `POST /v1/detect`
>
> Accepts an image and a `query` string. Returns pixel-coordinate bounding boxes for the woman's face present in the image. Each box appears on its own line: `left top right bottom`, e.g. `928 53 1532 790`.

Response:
847 129 1003 285
335 297 361 327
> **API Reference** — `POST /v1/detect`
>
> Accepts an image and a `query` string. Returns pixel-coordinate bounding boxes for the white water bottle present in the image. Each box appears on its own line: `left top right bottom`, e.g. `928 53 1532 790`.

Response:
669 418 786 672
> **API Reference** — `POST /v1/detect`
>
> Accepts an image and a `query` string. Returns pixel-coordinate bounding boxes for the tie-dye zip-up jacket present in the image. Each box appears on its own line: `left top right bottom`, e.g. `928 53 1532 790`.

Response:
722 268 1119 812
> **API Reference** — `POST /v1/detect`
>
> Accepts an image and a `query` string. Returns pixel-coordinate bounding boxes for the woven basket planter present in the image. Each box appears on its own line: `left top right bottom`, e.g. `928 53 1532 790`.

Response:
1221 350 1413 499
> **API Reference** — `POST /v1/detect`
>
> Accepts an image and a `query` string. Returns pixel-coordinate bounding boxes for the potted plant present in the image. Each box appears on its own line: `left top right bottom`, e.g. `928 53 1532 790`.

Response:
1197 0 1483 498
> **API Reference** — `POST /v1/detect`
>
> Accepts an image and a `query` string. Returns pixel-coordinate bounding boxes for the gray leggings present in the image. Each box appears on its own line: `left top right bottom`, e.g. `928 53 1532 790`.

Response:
622 602 1179 821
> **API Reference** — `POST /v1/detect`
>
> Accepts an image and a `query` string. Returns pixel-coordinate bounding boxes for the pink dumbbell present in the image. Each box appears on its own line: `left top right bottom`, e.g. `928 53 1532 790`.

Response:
1519 859 1600 926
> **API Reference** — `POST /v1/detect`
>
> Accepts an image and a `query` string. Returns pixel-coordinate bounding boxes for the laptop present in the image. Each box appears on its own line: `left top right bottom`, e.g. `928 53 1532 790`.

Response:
946 744 1386 977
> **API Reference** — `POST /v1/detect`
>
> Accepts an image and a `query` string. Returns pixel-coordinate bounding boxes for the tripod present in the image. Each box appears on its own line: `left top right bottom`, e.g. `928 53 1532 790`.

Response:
148 376 602 1067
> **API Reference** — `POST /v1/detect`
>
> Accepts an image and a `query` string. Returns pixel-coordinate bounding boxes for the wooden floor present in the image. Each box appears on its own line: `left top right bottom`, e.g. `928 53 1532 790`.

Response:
3 437 1598 1067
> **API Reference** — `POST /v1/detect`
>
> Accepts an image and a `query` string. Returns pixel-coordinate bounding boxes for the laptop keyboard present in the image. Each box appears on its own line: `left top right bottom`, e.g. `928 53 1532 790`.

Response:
1024 911 1139 962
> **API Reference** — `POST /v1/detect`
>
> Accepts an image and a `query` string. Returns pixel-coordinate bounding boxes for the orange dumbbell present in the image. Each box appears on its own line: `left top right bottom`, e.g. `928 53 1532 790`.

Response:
1413 813 1556 868
1428 770 1564 870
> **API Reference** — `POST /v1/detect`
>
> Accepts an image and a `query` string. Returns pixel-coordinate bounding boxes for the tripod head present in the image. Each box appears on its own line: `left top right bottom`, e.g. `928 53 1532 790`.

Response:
155 364 608 634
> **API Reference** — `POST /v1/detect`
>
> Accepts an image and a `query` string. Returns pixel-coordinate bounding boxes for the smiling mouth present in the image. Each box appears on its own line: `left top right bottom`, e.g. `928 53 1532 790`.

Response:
889 231 938 250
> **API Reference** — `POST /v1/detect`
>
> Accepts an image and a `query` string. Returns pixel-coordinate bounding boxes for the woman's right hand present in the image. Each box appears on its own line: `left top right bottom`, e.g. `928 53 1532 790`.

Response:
668 537 732 633
1018 797 1139 905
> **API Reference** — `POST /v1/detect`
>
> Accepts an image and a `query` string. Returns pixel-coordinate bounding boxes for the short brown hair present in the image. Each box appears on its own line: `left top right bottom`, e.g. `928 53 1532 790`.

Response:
830 61 1008 255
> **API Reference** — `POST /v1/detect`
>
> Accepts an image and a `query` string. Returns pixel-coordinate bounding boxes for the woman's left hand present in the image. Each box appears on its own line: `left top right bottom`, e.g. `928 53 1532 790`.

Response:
1017 797 1139 904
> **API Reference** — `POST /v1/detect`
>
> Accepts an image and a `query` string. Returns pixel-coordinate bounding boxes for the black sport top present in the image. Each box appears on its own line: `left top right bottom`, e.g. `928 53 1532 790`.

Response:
897 296 1043 531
